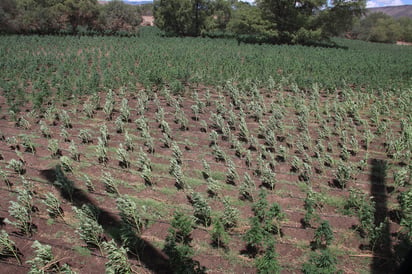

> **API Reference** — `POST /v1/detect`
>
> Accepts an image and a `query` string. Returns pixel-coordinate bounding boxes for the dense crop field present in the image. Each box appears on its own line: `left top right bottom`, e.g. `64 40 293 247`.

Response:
0 30 411 273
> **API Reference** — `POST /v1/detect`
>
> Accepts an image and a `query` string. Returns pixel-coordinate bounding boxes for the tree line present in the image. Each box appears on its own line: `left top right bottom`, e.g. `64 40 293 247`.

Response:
154 0 366 45
351 12 412 43
0 0 151 35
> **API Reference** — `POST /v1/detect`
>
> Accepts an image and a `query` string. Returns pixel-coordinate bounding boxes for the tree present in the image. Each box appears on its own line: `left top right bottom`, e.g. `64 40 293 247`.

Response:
227 2 277 43
154 0 211 36
99 0 142 34
63 0 99 33
398 17 412 42
353 12 401 43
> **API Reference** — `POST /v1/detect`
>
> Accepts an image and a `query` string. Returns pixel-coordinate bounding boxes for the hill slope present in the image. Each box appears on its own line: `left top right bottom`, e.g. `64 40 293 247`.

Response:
367 5 412 19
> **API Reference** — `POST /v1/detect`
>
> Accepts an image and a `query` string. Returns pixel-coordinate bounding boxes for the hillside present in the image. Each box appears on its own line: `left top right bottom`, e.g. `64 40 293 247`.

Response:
367 5 412 19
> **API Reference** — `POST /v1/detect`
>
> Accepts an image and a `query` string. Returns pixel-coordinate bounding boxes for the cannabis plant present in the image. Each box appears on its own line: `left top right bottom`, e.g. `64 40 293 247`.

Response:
0 230 22 264
102 240 132 274
73 204 105 254
27 240 73 274
41 192 64 220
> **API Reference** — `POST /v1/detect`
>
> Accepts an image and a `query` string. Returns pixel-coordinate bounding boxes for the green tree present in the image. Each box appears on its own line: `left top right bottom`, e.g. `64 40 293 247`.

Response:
398 17 412 42
99 0 142 34
63 0 99 33
154 0 210 36
227 2 277 43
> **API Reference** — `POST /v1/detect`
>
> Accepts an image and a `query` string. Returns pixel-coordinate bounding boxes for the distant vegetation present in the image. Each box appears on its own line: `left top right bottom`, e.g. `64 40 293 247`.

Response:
0 0 151 35
154 0 365 46
351 12 412 43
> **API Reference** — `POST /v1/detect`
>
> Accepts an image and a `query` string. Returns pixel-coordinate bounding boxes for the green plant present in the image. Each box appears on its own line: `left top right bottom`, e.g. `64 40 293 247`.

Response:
210 218 229 249
102 240 132 274
116 144 130 168
169 211 194 245
27 240 73 274
79 129 92 144
302 247 337 273
206 177 220 197
39 120 51 138
96 137 108 164
226 160 239 185
83 101 95 118
102 172 120 196
0 230 22 264
115 116 125 133
60 126 70 142
42 192 64 220
255 240 281 274
120 98 130 122
222 198 239 229
243 216 266 256
124 130 135 151
100 124 109 146
83 174 95 192
59 110 72 128
141 165 153 186
48 139 61 158
334 163 352 188
117 195 146 235
191 192 211 226
53 165 75 201
60 156 74 172
69 140 80 161
7 159 25 175
312 220 334 250
5 187 34 235
240 172 255 201
21 135 36 154
73 204 105 254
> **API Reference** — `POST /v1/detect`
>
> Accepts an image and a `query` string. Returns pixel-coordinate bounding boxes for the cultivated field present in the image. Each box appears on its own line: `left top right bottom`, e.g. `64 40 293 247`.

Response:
0 30 411 273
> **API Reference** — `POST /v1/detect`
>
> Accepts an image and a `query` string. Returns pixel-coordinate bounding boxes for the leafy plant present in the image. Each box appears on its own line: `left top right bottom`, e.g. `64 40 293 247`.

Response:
101 171 120 196
312 220 334 250
240 172 255 201
301 248 339 274
69 140 80 161
41 192 64 220
59 110 72 128
21 135 36 154
27 240 73 274
116 195 146 235
60 156 74 172
5 187 34 235
116 144 130 168
79 129 92 144
47 139 61 158
210 218 229 249
102 240 132 274
191 192 211 227
0 230 22 264
221 198 239 229
73 204 105 254
7 159 25 175
255 240 281 274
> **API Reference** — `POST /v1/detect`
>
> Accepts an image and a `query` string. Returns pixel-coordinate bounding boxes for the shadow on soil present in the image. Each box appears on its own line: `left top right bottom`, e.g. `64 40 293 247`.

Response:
369 159 412 274
40 165 173 274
